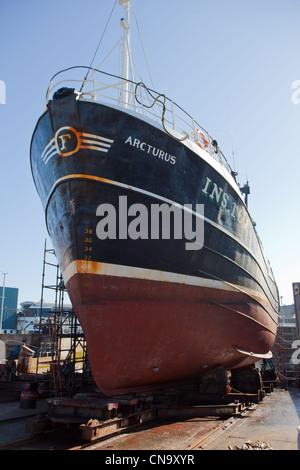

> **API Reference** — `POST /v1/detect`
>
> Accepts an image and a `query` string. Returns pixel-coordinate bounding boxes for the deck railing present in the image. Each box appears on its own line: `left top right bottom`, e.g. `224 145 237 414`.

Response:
45 66 232 174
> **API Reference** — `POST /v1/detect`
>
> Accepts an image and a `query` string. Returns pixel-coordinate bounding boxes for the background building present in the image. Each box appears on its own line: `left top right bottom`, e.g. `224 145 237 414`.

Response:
0 286 18 333
17 300 73 334
279 304 295 325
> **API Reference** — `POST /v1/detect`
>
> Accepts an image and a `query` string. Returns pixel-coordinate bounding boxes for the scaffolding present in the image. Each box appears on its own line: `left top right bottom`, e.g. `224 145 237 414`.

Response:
35 240 92 397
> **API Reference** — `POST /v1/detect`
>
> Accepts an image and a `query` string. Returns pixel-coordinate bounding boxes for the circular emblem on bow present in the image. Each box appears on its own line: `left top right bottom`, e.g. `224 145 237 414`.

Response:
55 126 81 156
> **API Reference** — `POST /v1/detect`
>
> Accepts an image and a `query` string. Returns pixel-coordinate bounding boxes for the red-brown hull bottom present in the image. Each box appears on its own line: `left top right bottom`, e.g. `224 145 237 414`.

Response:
66 272 277 396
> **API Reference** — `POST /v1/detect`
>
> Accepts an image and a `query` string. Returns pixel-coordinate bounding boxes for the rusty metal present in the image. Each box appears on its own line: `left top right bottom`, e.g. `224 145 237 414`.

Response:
80 408 158 442
48 396 120 424
45 393 159 442
230 366 264 401
156 402 245 419
45 390 252 442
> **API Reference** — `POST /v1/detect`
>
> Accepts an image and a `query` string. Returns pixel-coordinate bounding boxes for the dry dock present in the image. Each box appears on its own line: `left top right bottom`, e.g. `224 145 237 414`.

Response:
0 387 299 450
83 388 300 451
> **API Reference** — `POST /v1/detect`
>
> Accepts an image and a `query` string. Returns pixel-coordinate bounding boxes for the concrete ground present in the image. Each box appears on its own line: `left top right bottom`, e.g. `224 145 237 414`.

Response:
0 397 48 446
203 388 300 450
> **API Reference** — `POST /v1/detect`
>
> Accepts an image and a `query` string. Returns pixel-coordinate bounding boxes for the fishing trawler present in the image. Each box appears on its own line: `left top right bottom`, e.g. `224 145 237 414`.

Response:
30 0 279 396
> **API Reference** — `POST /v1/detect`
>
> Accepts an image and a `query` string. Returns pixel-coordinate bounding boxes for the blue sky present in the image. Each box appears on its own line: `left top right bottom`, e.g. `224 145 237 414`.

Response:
0 0 299 307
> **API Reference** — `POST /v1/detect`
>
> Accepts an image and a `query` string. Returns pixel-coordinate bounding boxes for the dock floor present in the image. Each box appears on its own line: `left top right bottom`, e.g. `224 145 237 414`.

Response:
0 387 299 450
203 388 300 450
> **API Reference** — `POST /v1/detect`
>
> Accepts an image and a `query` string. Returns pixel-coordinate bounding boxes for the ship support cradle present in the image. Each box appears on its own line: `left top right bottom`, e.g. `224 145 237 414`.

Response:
25 365 279 444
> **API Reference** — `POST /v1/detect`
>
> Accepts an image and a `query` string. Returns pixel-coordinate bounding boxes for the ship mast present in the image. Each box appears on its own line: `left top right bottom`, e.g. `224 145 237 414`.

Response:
119 0 130 108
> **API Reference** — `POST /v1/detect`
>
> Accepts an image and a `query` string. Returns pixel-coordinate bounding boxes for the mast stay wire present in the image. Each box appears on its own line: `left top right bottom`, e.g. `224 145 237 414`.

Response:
131 0 155 90
80 0 118 93
97 38 122 71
